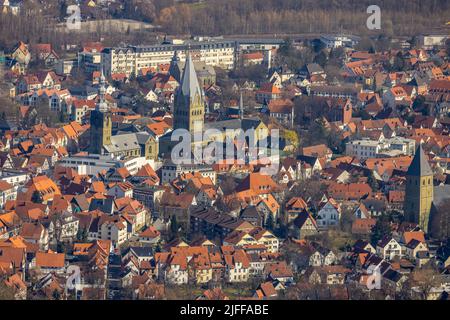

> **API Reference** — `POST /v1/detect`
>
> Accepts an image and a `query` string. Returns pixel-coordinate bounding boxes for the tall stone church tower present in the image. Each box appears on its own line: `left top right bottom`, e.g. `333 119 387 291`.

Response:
173 53 205 135
90 69 112 155
404 144 434 233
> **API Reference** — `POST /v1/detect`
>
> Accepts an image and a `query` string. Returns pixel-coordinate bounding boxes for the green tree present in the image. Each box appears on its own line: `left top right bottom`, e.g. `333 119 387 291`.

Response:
266 212 275 231
76 228 88 242
412 95 427 114
31 190 43 204
57 241 66 253
170 215 179 239
370 215 392 246
52 289 61 300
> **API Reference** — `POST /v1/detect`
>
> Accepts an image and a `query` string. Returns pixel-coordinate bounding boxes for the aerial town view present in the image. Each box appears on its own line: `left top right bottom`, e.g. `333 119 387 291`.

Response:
0 0 449 305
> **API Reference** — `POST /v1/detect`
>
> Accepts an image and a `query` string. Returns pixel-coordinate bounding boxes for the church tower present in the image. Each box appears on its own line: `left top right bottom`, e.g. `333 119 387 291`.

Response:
239 91 244 120
173 53 204 135
89 69 112 154
404 144 434 233
169 50 182 83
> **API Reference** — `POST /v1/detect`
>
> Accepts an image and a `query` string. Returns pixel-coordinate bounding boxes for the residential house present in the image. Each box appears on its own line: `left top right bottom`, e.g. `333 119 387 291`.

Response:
33 251 66 275
376 237 402 260
0 180 16 209
223 248 251 283
316 198 341 230
290 211 319 240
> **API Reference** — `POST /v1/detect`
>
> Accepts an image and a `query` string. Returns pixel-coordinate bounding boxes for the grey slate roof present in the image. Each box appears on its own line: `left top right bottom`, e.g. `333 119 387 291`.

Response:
180 53 202 99
406 144 433 176
135 132 154 144
204 118 262 131
305 63 325 75
129 246 153 258
105 133 140 153
89 198 115 214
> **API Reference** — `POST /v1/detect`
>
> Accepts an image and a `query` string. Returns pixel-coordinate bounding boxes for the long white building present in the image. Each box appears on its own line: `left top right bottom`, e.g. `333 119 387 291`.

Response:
57 154 152 176
102 40 236 76
346 137 416 160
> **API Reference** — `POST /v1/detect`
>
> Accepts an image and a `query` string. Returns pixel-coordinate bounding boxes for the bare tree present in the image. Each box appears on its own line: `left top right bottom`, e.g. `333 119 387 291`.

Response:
408 264 442 300
0 279 15 300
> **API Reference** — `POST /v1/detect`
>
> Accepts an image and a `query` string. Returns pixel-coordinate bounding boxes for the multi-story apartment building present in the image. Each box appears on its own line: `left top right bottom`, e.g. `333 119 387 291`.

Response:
160 161 217 185
102 40 236 77
346 139 382 160
346 137 416 160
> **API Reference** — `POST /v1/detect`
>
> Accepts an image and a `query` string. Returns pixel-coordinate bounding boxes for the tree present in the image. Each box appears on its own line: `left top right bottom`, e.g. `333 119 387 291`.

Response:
278 38 295 57
312 40 326 54
57 241 67 254
340 207 355 233
329 47 345 61
408 264 441 300
367 173 379 192
352 109 371 120
313 51 328 68
384 19 394 37
33 102 59 127
430 199 450 240
266 212 275 231
276 38 312 70
409 36 419 48
304 118 329 146
0 280 15 300
412 95 427 114
370 215 392 246
218 176 238 196
392 52 406 71
170 215 178 239
229 64 267 83
356 37 375 52
286 178 325 206
31 190 43 204
76 228 88 242
283 129 299 151
52 289 61 300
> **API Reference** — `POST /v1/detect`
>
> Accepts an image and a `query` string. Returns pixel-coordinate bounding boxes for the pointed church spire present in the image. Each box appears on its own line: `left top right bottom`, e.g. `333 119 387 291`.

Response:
173 51 205 133
407 144 433 177
100 64 106 82
169 50 182 83
96 65 108 112
180 53 202 99
239 91 244 120
171 50 180 63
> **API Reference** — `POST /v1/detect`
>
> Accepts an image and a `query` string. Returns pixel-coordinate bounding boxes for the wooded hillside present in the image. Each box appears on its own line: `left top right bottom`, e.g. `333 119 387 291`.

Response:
156 0 450 36
0 0 448 51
